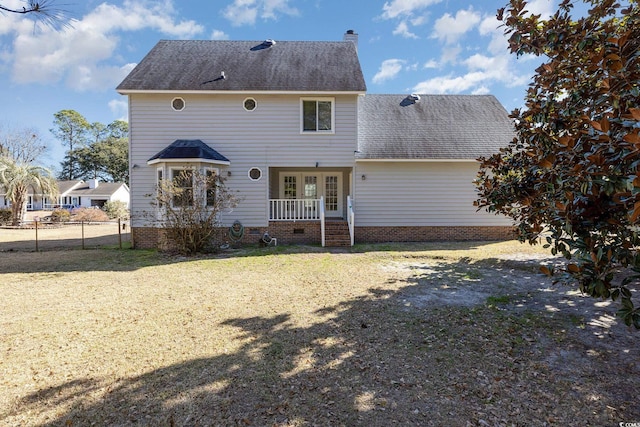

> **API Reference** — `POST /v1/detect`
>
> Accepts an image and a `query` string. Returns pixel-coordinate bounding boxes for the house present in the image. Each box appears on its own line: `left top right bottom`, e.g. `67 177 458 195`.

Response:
4 179 130 210
117 32 513 249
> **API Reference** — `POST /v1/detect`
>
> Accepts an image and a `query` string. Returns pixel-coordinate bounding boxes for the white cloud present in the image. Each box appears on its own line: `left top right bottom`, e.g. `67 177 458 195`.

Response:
222 0 299 26
392 21 418 39
412 52 530 94
423 59 438 69
211 29 230 40
472 86 491 95
432 7 481 44
109 98 129 122
525 0 556 18
5 0 204 91
68 63 137 92
412 73 484 94
373 59 406 84
479 15 507 55
440 44 462 65
381 0 442 20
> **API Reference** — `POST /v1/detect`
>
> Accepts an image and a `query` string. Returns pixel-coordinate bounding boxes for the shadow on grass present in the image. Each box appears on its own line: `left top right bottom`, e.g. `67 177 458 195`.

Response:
0 240 544 274
8 259 638 426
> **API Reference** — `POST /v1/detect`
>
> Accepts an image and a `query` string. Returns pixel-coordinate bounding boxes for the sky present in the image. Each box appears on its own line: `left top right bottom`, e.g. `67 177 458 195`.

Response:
0 0 561 170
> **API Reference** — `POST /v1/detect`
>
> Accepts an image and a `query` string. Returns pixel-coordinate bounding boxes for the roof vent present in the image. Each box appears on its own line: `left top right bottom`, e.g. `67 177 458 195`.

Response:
263 39 276 47
409 94 420 102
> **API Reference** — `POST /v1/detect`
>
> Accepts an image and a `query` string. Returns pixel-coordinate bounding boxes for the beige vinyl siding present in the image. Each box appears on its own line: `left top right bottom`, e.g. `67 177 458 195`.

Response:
128 93 358 227
353 161 512 227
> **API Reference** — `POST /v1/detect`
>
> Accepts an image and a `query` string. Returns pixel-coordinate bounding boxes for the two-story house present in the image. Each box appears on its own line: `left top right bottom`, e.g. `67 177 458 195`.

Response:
117 32 513 249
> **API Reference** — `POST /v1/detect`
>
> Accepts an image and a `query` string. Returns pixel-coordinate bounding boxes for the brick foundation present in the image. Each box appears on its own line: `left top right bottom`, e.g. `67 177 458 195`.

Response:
132 227 161 249
354 226 515 243
132 224 514 249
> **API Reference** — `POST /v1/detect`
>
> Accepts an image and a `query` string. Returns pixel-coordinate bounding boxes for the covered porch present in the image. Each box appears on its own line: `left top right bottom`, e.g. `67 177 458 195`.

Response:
267 167 354 246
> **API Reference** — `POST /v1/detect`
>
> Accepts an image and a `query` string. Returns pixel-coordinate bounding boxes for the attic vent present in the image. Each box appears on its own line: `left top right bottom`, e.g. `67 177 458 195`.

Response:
263 39 276 47
409 94 420 102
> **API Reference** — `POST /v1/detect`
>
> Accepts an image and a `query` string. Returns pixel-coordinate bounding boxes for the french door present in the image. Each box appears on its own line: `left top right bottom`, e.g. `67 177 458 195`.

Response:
279 172 342 217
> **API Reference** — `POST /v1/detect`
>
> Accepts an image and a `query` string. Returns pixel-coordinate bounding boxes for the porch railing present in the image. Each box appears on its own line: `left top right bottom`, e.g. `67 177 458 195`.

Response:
347 195 354 246
320 196 325 247
269 199 322 221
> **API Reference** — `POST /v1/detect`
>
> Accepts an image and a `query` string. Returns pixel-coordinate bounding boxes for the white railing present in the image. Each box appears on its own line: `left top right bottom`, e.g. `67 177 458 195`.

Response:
347 195 354 246
269 199 322 221
320 196 325 247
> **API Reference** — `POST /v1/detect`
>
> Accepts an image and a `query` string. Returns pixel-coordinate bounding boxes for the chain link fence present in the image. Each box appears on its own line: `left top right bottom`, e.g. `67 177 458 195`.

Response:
0 219 131 252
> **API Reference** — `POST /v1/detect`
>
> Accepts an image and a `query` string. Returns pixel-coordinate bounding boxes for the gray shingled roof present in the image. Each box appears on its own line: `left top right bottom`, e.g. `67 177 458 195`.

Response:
117 40 366 93
357 94 515 160
57 180 82 195
148 140 230 165
70 182 127 197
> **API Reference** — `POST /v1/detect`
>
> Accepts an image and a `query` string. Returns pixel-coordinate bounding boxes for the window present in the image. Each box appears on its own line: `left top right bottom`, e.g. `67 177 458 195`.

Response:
243 98 257 111
167 167 218 208
206 169 216 207
301 98 334 133
171 168 194 207
248 167 262 181
171 97 185 111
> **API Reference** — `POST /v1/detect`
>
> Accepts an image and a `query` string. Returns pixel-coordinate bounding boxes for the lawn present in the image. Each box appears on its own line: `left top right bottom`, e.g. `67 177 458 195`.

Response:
0 242 637 426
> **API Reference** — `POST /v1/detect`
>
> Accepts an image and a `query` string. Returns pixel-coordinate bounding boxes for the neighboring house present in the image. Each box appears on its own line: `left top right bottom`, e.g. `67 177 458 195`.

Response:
16 179 130 210
117 32 514 249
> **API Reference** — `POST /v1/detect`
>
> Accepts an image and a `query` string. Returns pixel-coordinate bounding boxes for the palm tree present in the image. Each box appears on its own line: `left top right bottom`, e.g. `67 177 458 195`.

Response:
0 157 58 226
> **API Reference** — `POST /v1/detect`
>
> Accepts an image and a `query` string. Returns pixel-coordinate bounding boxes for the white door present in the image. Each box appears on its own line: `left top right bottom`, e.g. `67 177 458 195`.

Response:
279 172 342 217
323 174 341 217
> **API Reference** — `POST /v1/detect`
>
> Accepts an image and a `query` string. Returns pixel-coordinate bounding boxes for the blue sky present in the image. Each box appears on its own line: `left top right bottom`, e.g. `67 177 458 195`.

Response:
0 0 559 169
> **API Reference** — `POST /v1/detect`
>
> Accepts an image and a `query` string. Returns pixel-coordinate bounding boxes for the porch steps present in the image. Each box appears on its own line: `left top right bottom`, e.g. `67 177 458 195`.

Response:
324 220 351 247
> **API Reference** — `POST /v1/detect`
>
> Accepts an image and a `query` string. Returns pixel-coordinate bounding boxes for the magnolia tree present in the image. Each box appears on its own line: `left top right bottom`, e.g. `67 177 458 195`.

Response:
475 0 640 328
149 169 238 255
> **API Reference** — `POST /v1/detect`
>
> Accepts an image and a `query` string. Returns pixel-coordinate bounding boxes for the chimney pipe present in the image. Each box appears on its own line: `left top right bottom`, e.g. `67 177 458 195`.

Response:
343 29 358 53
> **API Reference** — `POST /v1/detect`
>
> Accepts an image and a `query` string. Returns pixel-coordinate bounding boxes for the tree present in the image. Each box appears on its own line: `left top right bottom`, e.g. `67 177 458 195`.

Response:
475 0 640 328
75 120 129 183
149 169 238 254
51 110 90 181
0 156 57 225
0 124 48 164
0 0 69 29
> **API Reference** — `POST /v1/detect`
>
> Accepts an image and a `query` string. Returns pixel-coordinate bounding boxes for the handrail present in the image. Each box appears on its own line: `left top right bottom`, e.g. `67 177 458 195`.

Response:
269 199 321 221
320 196 325 247
347 195 354 246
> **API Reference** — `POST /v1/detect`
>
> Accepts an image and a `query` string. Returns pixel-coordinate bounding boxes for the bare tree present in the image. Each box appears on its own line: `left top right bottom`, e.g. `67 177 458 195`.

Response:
0 124 48 164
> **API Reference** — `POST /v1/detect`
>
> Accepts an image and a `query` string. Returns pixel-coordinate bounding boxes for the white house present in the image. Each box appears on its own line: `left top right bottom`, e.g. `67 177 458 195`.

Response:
117 32 513 248
3 179 130 210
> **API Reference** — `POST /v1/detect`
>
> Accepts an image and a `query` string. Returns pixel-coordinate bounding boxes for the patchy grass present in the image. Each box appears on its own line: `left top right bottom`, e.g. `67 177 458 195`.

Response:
0 241 637 426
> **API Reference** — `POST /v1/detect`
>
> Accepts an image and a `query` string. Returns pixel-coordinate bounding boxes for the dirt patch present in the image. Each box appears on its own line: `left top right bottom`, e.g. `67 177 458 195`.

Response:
393 253 639 415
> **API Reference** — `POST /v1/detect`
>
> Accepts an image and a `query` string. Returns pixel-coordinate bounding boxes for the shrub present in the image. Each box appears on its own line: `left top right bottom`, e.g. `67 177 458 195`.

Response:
0 208 11 225
149 169 238 255
73 208 110 222
50 209 71 222
103 200 129 219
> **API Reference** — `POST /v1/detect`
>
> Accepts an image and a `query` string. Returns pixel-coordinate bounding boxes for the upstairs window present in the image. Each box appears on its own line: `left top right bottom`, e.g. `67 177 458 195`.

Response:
301 98 334 133
171 97 185 111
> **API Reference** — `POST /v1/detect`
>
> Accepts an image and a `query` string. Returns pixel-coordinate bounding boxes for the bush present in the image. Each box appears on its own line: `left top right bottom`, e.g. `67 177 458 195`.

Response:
150 169 238 255
73 208 110 222
50 209 71 222
103 200 129 219
0 208 11 225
